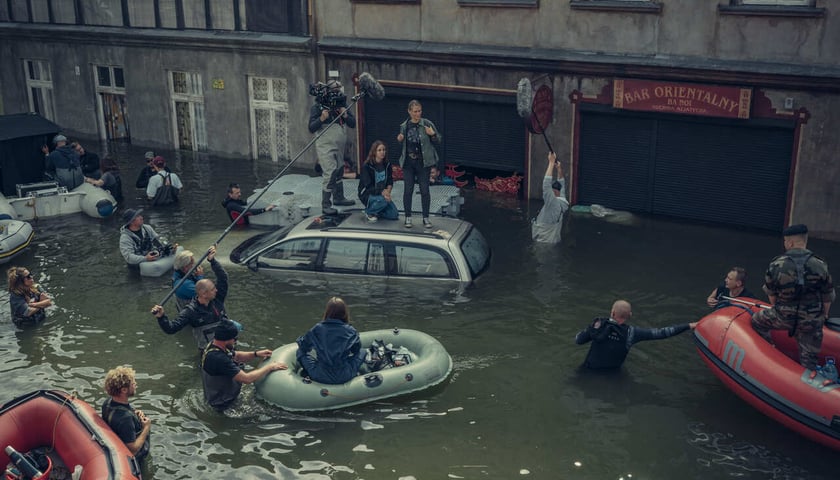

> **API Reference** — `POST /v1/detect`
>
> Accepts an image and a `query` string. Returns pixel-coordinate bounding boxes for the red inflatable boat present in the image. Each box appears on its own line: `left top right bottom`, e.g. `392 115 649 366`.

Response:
0 390 142 479
694 300 840 451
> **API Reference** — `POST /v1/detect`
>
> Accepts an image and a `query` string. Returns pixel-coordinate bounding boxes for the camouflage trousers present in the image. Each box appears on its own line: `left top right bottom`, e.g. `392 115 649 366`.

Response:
751 305 824 370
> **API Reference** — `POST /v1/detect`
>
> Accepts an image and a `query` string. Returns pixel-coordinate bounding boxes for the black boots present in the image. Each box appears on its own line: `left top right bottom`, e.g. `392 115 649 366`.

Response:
322 190 337 215
332 182 355 207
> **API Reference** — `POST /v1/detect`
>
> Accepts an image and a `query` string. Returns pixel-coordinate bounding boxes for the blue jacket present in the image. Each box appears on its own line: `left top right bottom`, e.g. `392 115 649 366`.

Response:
296 318 365 384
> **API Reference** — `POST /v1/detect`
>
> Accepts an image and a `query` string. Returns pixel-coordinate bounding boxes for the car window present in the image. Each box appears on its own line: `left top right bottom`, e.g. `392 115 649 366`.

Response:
394 245 454 278
257 238 321 270
323 239 368 273
460 226 490 278
367 242 387 274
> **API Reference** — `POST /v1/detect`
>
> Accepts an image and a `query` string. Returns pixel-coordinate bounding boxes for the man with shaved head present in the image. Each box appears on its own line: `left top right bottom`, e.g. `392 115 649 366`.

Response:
575 300 697 369
151 245 242 351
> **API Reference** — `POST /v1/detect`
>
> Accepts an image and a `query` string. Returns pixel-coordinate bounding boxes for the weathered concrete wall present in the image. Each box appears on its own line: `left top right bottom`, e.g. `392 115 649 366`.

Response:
316 0 837 65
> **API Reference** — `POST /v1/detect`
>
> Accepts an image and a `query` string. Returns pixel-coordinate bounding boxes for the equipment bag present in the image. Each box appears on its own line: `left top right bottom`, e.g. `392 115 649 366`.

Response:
152 173 179 206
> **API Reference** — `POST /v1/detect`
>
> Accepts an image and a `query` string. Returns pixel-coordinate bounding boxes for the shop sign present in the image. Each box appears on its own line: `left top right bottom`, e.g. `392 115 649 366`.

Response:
613 79 752 119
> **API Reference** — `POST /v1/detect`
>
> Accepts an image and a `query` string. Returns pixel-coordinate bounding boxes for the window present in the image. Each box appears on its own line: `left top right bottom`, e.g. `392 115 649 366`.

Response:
394 246 453 278
323 240 368 273
461 227 491 278
260 239 321 269
367 243 387 275
24 60 55 121
720 0 822 16
456 0 536 5
94 65 130 142
569 1 662 13
170 71 207 151
740 1 812 5
249 76 290 162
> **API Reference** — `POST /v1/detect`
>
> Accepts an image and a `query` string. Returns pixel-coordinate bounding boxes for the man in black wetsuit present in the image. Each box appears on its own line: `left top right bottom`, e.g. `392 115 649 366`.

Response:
575 300 697 369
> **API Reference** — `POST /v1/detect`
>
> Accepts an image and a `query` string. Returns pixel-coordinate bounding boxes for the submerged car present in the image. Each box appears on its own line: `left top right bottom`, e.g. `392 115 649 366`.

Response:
230 213 491 285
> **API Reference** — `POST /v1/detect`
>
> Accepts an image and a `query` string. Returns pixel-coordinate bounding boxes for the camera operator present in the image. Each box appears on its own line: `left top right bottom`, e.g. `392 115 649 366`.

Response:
308 79 356 213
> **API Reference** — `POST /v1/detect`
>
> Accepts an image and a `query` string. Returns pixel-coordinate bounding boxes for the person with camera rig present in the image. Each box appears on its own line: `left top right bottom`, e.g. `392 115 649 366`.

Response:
308 79 357 213
119 208 176 268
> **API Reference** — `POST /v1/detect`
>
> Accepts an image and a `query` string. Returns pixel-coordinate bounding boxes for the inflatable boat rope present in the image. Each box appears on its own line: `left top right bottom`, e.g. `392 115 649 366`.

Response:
306 371 416 402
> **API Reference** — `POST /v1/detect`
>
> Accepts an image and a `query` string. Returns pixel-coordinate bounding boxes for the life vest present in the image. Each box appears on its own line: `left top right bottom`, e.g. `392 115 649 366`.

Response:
200 343 242 410
128 227 156 256
770 250 819 304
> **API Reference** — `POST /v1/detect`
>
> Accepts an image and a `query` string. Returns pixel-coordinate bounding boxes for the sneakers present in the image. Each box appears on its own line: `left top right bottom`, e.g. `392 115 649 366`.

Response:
404 217 413 229
423 218 433 229
366 213 378 223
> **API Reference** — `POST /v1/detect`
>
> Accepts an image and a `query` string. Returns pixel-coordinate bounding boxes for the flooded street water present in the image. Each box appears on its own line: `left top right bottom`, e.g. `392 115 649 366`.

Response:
1 145 837 479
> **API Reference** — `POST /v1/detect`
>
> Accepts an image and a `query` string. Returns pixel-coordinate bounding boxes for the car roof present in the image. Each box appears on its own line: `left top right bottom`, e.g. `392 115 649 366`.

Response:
289 213 470 241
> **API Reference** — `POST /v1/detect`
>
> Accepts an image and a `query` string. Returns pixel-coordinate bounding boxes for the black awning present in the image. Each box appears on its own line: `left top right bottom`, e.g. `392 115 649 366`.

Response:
0 113 61 142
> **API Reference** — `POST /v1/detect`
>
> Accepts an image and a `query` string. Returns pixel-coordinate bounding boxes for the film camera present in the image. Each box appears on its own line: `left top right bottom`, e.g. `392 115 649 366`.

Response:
309 81 347 111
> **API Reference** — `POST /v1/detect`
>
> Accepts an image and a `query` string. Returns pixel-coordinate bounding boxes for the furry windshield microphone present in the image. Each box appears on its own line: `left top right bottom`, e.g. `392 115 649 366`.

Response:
359 72 386 100
516 78 533 119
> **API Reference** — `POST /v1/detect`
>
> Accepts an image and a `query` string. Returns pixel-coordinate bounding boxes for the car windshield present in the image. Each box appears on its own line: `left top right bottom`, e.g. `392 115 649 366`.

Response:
237 224 295 260
460 226 490 279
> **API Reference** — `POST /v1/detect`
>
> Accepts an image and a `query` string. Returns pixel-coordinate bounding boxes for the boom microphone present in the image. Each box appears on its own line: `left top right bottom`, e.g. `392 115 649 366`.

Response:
517 77 554 153
516 78 532 119
359 72 386 100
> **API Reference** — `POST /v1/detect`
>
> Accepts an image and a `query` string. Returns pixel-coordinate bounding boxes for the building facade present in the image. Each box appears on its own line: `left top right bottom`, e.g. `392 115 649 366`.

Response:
1 1 838 237
314 0 839 237
0 0 311 162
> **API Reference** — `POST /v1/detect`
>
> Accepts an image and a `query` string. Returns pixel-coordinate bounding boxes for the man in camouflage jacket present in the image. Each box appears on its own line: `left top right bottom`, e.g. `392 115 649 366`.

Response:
752 224 835 370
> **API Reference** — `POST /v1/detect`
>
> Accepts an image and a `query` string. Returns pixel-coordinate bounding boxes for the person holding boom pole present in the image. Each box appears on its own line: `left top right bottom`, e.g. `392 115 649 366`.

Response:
531 151 569 244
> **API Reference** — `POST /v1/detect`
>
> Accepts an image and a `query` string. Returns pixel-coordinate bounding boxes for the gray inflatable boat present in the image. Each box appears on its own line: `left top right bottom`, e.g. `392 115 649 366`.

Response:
256 328 453 411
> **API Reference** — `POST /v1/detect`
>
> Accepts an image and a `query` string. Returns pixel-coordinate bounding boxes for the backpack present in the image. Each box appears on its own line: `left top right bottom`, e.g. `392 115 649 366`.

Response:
152 172 179 206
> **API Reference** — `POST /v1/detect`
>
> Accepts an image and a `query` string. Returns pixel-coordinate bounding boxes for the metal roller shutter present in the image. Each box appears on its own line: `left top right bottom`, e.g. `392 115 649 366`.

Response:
362 89 524 172
577 108 792 230
577 112 654 212
653 119 792 230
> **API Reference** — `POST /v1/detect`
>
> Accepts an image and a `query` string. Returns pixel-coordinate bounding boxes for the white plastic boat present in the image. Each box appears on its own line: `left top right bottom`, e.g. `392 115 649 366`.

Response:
256 328 453 411
3 182 116 220
139 245 184 277
0 219 34 264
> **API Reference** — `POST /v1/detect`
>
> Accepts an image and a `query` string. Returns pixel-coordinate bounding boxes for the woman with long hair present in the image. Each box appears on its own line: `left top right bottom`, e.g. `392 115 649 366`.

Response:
7 266 52 326
357 140 399 222
296 297 366 384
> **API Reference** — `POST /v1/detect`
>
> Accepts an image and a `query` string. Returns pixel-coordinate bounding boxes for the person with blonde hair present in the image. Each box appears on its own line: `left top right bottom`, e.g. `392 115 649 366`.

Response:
102 366 151 462
296 297 366 384
7 266 52 326
396 99 442 229
172 249 205 310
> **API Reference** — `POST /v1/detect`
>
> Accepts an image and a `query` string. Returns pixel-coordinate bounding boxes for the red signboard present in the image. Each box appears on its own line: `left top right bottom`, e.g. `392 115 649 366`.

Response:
613 79 752 119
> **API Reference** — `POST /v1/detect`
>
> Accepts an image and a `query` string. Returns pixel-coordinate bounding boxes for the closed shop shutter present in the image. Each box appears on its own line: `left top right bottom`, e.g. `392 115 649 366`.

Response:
577 112 654 212
577 108 792 230
362 89 524 172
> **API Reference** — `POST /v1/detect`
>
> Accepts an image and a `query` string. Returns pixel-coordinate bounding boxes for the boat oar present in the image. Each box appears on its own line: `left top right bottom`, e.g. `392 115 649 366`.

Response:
720 296 770 309
155 90 374 308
